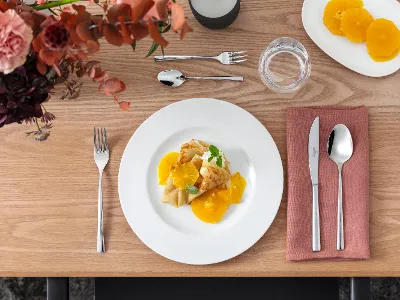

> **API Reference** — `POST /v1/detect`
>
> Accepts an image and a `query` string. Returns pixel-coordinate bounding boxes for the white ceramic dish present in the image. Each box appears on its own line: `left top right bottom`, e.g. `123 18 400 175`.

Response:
302 0 400 77
118 98 283 265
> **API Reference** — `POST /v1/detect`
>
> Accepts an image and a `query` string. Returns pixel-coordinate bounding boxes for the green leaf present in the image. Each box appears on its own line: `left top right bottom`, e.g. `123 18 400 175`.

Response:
131 40 136 51
208 157 213 162
145 42 159 58
209 145 219 157
162 24 171 33
186 184 199 194
216 157 223 168
172 0 176 2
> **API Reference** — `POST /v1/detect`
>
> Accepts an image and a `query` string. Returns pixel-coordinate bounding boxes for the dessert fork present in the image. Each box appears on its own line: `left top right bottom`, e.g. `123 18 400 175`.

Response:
94 128 109 253
154 51 247 65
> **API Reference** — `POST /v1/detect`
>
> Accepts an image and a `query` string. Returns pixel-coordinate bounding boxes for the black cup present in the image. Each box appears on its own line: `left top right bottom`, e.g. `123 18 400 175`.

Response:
189 0 241 30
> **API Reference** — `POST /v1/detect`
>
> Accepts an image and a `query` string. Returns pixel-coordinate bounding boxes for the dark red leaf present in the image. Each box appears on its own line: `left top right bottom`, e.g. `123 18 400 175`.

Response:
60 11 70 23
107 3 132 24
89 66 101 79
118 16 134 44
155 0 169 20
39 49 57 66
103 78 125 95
180 22 192 40
76 66 86 77
91 16 103 39
148 17 168 47
36 60 47 75
87 40 100 54
119 101 130 110
131 0 154 23
171 3 185 31
68 25 84 46
32 35 43 52
93 71 108 82
76 21 95 41
130 23 149 41
85 60 101 70
103 24 123 46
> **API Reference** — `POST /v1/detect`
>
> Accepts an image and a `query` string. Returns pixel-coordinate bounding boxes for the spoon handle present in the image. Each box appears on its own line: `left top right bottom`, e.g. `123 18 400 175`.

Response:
187 76 244 81
337 165 344 250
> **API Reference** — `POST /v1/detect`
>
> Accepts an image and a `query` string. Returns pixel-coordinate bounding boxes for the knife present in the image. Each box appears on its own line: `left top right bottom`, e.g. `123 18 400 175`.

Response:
308 116 321 252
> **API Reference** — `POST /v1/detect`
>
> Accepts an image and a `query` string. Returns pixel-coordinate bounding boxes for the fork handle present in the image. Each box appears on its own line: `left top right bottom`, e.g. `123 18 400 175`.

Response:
97 171 105 253
154 55 215 62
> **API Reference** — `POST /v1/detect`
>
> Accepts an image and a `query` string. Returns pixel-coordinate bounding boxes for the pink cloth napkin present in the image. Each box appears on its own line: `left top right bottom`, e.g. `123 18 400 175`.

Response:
286 106 370 261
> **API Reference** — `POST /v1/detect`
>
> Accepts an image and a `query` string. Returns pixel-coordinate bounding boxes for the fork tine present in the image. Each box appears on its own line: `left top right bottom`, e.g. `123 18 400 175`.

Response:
104 128 109 151
229 51 246 56
230 59 247 65
100 128 104 152
231 55 247 60
94 127 98 152
97 128 101 153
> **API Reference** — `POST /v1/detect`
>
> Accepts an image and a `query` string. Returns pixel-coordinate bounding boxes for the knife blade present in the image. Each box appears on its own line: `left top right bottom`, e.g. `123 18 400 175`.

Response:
308 116 321 252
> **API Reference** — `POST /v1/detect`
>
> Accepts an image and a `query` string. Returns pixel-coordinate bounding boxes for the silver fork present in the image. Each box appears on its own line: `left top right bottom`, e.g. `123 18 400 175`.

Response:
154 51 247 65
94 128 109 253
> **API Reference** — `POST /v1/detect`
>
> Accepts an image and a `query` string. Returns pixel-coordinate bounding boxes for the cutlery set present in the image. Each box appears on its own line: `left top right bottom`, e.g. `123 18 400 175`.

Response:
308 117 353 252
155 51 247 87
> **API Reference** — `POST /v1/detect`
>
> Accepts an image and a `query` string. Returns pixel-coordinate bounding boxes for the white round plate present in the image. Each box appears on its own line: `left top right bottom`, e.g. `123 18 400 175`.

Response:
118 98 283 265
302 0 400 77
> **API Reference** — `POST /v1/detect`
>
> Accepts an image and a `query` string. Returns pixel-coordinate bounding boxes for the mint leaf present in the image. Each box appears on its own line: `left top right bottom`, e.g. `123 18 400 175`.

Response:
186 184 199 194
216 157 223 168
208 157 213 162
209 145 219 157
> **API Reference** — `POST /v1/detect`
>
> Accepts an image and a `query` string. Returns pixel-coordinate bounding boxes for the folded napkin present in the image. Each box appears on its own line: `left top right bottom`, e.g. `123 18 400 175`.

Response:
286 106 370 261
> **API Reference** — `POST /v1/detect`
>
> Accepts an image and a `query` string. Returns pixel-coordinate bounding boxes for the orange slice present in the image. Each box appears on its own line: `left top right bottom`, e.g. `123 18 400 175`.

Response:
191 188 229 224
366 18 400 62
171 162 199 190
341 8 373 42
218 172 247 204
323 0 364 36
158 152 179 185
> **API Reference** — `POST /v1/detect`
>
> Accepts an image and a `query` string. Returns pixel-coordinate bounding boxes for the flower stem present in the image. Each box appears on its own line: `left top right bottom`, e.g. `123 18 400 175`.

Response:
35 118 41 131
33 0 81 11
42 105 48 113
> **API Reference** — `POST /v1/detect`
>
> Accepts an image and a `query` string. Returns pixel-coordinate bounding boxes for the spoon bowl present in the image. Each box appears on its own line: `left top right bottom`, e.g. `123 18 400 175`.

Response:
158 70 186 87
327 124 353 251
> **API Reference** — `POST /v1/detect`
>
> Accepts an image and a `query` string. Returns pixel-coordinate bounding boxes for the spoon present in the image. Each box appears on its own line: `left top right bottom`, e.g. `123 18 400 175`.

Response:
157 70 244 87
327 124 353 251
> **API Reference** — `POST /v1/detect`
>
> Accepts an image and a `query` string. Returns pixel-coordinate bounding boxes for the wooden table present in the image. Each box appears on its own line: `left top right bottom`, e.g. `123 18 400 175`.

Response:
1 0 400 277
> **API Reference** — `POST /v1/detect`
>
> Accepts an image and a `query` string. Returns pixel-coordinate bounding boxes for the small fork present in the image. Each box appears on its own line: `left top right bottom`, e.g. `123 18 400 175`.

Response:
154 51 247 65
94 128 109 253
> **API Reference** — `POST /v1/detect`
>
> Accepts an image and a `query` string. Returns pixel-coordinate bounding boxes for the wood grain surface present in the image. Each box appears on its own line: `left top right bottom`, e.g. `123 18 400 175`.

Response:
1 0 400 276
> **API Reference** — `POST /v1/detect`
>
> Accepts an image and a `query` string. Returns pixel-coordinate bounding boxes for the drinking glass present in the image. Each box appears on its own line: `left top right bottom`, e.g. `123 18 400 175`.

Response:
259 37 311 93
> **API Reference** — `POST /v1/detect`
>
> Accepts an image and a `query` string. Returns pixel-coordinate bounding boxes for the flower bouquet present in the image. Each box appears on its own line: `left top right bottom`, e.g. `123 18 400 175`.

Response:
0 0 191 140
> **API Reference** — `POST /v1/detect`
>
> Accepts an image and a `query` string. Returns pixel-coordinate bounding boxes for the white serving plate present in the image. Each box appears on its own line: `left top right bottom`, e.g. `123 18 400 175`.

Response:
302 0 400 77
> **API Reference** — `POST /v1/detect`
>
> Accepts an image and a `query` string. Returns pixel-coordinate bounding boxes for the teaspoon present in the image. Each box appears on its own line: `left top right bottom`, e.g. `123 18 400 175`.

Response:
157 70 244 87
327 124 353 251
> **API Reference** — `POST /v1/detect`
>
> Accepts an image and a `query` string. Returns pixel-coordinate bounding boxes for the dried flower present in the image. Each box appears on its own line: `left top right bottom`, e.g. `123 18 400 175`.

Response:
0 9 33 74
41 111 56 123
26 123 52 141
42 22 70 50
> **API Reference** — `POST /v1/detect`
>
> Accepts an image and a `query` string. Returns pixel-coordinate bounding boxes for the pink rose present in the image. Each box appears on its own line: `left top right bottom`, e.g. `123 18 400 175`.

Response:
0 9 33 74
36 0 47 4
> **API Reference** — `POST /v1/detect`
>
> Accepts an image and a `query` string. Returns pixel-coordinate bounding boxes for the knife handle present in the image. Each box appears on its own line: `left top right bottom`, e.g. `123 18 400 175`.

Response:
312 184 321 252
